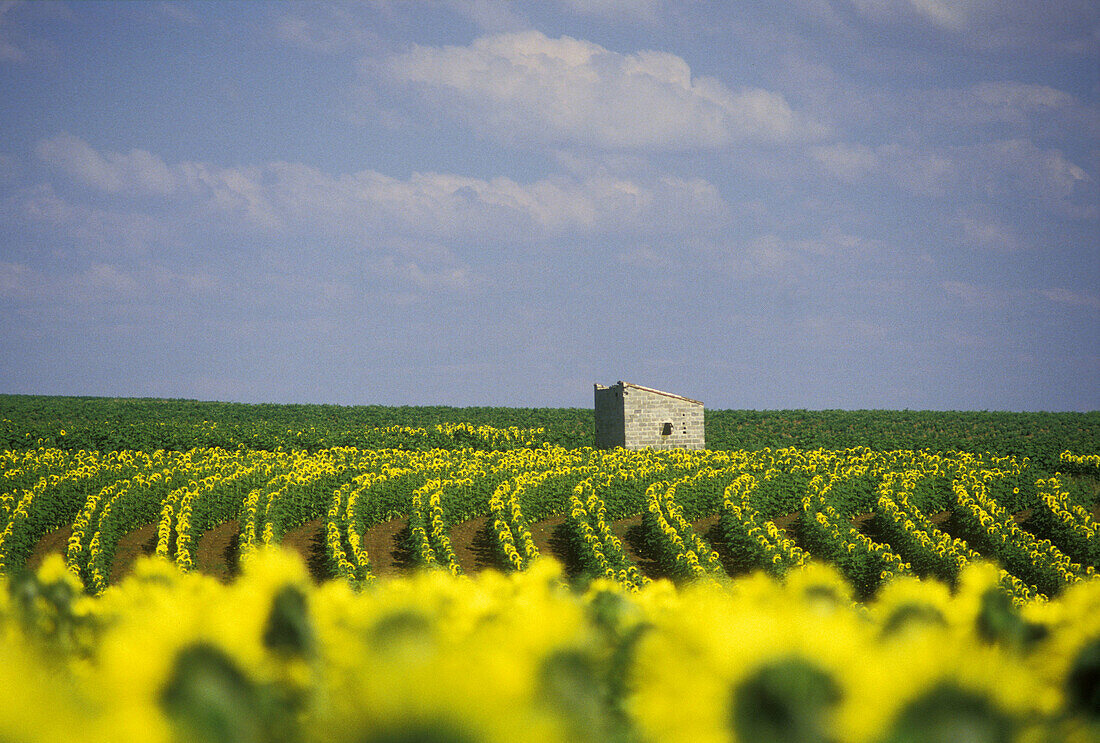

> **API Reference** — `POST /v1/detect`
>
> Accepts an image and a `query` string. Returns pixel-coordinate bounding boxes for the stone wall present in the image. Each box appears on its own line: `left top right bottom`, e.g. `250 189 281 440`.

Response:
594 382 705 450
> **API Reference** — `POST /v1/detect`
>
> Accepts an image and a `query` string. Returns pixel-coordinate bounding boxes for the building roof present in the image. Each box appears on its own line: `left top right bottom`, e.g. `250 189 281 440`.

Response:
614 381 704 406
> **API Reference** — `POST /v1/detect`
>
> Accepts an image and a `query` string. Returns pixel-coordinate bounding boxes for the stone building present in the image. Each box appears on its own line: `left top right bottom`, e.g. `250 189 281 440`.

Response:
593 381 705 450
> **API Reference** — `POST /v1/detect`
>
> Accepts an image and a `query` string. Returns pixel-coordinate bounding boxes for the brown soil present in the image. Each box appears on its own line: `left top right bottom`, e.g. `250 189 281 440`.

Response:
110 522 158 584
609 514 645 564
449 515 509 574
194 519 240 583
851 512 875 530
612 512 727 582
359 517 411 579
691 513 721 536
702 514 750 579
678 512 724 582
26 524 72 573
528 514 567 561
933 511 992 554
928 511 951 525
773 512 801 532
280 518 330 584
530 514 584 577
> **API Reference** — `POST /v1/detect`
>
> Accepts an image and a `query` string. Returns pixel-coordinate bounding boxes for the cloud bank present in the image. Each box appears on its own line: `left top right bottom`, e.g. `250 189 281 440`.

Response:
382 31 824 149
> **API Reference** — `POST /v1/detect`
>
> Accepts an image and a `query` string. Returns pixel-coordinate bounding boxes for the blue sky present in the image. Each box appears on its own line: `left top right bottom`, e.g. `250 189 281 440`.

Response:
0 1 1097 410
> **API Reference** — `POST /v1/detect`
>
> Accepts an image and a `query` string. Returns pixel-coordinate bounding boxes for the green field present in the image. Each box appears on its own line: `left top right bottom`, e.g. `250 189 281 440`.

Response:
3 395 1097 470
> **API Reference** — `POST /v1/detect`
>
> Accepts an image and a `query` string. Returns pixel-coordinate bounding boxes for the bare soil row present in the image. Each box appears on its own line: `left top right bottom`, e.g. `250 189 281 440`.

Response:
24 501 1098 588
26 513 651 585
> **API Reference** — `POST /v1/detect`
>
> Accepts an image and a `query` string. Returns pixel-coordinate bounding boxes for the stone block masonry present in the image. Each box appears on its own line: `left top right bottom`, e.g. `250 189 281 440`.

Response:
594 381 705 451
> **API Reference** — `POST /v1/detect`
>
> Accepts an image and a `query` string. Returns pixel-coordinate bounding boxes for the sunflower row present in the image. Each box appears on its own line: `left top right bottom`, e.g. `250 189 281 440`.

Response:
488 480 530 571
64 451 185 589
0 448 88 520
641 479 723 582
327 479 365 585
338 452 458 581
142 450 239 565
407 479 462 575
404 450 593 575
799 474 912 598
566 476 649 591
403 451 527 574
3 444 1098 601
237 450 355 560
1061 449 1100 472
407 481 442 570
342 460 433 572
173 458 266 573
486 459 615 574
718 473 809 577
874 471 972 584
3 450 144 575
94 466 198 593
951 473 1090 598
1033 475 1097 566
875 471 1042 603
660 472 725 571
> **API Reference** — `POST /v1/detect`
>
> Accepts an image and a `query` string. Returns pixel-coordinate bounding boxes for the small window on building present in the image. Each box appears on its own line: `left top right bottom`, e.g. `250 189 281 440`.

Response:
661 422 673 435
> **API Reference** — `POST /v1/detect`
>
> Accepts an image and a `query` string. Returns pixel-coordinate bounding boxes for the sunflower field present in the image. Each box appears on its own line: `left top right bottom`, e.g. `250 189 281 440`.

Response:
1 400 1098 742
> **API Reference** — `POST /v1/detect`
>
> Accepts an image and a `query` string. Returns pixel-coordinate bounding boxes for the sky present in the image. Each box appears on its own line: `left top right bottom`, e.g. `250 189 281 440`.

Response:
0 1 1097 411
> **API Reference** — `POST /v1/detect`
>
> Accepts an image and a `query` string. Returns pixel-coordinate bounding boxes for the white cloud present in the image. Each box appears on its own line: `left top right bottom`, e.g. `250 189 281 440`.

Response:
982 139 1090 200
82 262 140 294
705 229 877 281
1039 287 1100 311
264 161 727 237
809 143 881 182
0 259 221 307
273 6 377 54
941 280 1010 308
906 0 969 30
967 2 1098 53
745 234 802 272
840 0 1099 51
811 142 955 194
446 0 529 32
17 183 162 254
0 260 33 298
955 213 1024 252
559 0 662 24
36 133 175 195
0 0 26 62
176 161 280 228
894 148 956 196
382 30 821 149
917 81 1088 130
35 135 280 228
846 0 976 31
970 81 1074 114
160 2 199 26
32 135 729 242
812 137 1091 208
364 255 477 296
